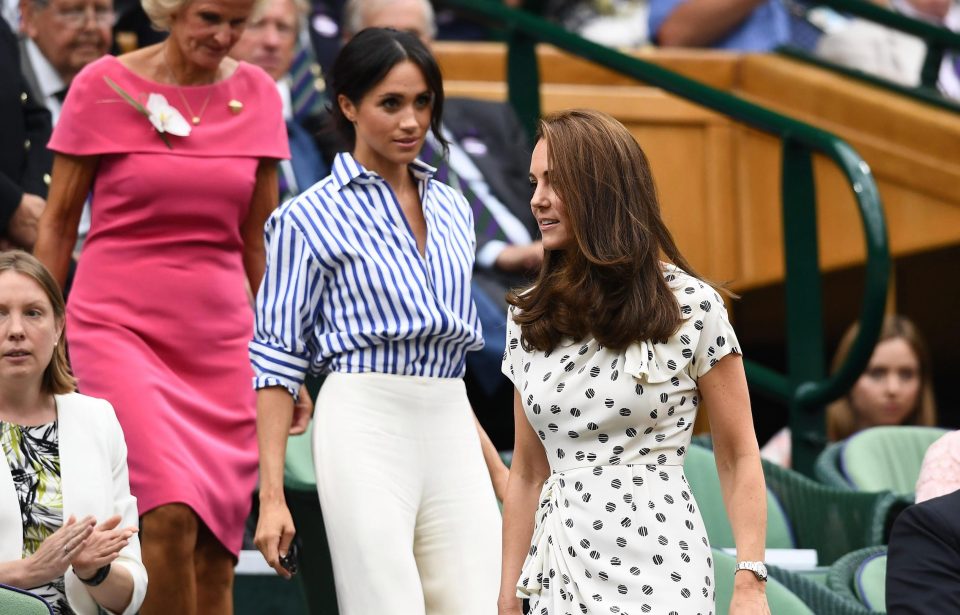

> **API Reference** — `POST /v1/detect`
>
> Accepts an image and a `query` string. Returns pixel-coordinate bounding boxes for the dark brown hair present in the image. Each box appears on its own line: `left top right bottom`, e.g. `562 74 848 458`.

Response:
508 109 709 352
826 314 937 441
0 250 76 394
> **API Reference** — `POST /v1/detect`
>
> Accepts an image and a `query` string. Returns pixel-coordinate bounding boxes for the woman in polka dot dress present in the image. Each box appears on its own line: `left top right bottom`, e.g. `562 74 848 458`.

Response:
498 110 770 615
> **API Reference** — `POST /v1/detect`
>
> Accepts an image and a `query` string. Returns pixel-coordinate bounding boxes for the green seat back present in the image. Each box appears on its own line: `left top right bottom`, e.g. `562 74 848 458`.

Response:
284 420 317 492
814 441 851 489
712 549 814 615
684 445 794 549
855 552 887 612
841 426 948 495
827 546 889 611
0 584 53 615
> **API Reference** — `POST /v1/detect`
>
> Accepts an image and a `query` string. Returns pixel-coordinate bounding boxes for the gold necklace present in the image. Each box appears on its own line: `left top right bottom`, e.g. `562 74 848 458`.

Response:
163 46 214 126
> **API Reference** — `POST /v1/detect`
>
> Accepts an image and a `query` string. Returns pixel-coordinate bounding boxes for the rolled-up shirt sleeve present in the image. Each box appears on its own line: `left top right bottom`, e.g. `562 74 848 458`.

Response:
250 208 325 398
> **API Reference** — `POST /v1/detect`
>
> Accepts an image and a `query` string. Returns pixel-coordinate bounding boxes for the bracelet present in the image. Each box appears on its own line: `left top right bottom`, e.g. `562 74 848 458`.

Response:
76 563 111 586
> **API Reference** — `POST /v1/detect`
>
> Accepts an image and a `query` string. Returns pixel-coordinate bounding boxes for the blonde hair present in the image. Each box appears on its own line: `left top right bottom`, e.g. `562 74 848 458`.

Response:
0 251 76 395
142 0 270 31
826 314 937 441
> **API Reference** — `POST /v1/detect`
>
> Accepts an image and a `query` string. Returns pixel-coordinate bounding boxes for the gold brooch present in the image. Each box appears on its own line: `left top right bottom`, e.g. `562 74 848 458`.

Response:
228 100 243 114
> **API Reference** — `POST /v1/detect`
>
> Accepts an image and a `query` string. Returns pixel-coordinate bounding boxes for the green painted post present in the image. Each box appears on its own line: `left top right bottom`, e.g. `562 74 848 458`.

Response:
781 138 827 476
921 44 945 90
505 30 541 143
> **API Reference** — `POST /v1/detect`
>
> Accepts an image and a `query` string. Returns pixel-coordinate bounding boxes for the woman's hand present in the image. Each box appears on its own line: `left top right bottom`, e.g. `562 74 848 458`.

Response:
730 574 771 614
25 515 96 585
70 515 138 580
254 498 297 579
289 384 314 435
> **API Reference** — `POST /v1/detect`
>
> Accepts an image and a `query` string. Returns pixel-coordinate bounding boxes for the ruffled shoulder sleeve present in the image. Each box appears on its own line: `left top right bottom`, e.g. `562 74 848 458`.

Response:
623 265 741 383
49 57 289 160
501 305 525 389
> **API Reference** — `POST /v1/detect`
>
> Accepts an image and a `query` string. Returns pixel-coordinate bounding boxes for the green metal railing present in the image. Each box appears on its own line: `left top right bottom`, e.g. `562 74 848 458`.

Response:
781 0 960 112
441 0 891 475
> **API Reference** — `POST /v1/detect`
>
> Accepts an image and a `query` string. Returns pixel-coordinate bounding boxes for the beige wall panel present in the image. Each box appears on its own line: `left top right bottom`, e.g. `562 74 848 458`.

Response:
433 42 740 89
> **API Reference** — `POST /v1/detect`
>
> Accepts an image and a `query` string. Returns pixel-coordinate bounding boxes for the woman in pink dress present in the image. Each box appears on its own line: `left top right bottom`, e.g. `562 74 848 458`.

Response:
33 0 289 611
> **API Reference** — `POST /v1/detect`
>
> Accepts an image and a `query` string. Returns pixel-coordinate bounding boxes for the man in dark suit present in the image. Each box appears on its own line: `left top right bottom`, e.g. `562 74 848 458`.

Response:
19 0 113 124
19 0 112 254
344 0 542 447
230 0 329 202
886 488 960 613
0 17 51 250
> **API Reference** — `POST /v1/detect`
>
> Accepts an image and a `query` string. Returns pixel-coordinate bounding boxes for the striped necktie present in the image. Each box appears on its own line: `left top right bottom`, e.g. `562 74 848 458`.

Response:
420 138 508 244
289 38 326 123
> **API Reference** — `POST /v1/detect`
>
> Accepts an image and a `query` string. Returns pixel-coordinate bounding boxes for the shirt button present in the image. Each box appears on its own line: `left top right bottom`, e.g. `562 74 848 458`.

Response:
44 173 52 186
21 92 28 104
24 139 31 151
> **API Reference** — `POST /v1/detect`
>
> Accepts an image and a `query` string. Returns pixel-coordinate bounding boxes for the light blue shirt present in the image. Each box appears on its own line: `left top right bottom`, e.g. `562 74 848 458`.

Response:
250 153 484 397
649 0 791 52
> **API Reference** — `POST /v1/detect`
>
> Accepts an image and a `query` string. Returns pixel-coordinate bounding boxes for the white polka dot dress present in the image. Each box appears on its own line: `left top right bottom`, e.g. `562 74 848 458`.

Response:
502 265 741 615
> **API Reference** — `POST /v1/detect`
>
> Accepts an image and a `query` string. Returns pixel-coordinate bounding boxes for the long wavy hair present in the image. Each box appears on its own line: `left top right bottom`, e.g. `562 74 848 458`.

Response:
0 251 76 395
508 109 710 352
826 314 937 441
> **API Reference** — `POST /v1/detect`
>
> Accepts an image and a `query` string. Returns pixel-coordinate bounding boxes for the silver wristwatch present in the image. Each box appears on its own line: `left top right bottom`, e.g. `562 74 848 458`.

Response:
735 561 768 582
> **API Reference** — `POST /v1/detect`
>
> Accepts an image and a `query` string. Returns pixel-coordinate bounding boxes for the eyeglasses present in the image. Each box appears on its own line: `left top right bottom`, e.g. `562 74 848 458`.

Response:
245 18 297 40
51 4 114 27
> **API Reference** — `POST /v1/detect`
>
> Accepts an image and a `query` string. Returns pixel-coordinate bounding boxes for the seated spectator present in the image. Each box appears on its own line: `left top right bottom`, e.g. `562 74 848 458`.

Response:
0 250 146 615
761 314 937 467
886 488 960 613
649 0 790 51
230 0 330 203
0 18 50 251
19 0 113 256
814 0 960 100
540 0 650 48
915 429 960 503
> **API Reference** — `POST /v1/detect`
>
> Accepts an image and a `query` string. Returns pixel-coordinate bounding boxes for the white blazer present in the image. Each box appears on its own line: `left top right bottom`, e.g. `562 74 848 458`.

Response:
0 392 147 615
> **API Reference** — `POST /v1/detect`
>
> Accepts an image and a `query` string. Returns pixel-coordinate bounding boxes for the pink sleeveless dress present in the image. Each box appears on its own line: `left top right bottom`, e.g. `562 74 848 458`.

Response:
49 55 289 555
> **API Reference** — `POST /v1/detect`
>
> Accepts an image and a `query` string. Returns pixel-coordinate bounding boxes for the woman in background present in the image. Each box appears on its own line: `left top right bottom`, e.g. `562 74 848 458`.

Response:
33 0 289 610
827 314 937 440
0 251 146 615
762 314 937 467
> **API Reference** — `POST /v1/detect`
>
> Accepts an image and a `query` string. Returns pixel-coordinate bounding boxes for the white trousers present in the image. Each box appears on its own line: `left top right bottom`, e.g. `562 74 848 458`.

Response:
313 372 502 615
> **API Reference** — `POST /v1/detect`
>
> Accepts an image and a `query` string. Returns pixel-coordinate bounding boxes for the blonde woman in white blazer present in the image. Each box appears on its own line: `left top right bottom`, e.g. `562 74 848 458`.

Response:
0 251 146 614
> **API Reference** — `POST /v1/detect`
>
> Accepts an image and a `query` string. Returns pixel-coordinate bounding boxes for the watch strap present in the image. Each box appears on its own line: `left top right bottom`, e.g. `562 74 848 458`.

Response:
76 563 111 586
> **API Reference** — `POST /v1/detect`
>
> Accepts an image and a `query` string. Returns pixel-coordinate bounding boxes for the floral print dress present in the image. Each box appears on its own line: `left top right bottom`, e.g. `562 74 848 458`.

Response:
1 420 75 614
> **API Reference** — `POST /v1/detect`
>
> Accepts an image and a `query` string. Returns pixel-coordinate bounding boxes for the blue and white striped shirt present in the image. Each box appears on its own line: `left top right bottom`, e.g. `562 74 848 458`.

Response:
250 153 484 396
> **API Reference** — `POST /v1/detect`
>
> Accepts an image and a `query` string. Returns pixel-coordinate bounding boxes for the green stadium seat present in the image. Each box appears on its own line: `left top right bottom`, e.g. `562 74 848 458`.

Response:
0 584 52 615
840 426 948 496
827 546 888 613
761 458 897 565
684 445 794 549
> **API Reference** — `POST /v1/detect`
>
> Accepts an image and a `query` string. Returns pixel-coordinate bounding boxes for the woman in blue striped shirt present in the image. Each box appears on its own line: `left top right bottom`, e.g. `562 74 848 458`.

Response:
251 28 503 613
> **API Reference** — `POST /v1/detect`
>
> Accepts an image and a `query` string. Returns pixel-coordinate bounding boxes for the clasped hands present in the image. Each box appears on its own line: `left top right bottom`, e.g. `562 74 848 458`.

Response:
27 514 137 584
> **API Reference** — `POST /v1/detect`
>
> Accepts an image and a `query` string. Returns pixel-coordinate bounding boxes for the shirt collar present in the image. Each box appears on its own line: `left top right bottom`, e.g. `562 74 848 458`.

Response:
24 37 66 99
330 152 436 191
277 77 293 121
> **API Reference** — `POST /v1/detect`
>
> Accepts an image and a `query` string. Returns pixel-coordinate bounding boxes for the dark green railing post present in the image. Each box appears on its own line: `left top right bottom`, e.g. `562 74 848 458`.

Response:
921 44 945 90
505 28 541 143
781 138 827 475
